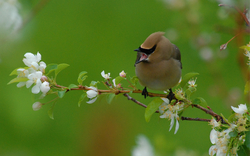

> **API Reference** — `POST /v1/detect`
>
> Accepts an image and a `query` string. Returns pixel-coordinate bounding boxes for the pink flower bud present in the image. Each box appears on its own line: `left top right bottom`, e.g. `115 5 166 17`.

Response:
119 70 126 78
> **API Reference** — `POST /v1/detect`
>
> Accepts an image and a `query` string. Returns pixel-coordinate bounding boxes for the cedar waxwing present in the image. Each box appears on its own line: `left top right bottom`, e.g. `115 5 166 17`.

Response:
134 32 182 99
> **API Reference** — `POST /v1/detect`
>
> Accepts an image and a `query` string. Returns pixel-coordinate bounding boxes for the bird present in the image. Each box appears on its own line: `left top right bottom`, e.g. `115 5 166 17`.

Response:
134 32 182 100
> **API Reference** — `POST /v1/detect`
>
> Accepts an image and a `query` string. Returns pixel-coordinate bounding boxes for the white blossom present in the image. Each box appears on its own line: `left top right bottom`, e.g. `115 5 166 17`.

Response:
210 118 221 128
23 52 41 67
40 81 50 94
132 135 154 156
39 61 46 73
86 86 98 104
231 104 248 115
101 70 111 79
188 78 197 88
209 125 236 156
119 70 126 78
159 98 183 134
26 71 42 94
32 102 42 111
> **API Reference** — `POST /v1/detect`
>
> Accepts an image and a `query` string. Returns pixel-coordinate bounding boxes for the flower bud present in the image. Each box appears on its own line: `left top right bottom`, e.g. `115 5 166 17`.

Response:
41 76 48 82
119 70 126 78
32 102 42 111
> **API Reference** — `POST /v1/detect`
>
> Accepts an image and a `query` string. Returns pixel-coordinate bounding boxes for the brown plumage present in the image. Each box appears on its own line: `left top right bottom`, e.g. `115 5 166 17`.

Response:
134 32 182 97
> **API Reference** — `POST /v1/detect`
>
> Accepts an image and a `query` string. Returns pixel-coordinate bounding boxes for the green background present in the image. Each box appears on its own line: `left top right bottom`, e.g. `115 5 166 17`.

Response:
0 0 249 155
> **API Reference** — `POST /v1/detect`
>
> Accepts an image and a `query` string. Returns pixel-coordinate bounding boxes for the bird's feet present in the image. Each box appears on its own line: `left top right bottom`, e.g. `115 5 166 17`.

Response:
142 87 148 99
167 88 175 102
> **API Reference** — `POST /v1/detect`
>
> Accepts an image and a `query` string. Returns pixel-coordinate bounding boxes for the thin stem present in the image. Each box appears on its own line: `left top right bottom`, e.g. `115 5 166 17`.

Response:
123 93 159 113
181 117 211 122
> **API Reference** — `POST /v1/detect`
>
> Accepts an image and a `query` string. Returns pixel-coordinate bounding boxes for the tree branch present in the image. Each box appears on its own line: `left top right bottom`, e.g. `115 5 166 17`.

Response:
181 117 211 122
55 84 229 124
123 93 159 113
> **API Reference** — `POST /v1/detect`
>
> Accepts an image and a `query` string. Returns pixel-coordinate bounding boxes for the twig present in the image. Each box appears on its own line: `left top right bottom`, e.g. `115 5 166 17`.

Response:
181 117 211 122
192 104 228 124
123 93 159 113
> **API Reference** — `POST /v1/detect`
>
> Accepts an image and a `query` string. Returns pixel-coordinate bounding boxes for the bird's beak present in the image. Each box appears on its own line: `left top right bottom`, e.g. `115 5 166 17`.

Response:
134 52 149 66
134 48 140 52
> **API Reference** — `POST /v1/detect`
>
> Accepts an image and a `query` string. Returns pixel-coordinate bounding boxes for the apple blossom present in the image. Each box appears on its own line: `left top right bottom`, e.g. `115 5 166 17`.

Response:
23 52 41 67
101 70 111 80
231 104 248 115
40 81 50 94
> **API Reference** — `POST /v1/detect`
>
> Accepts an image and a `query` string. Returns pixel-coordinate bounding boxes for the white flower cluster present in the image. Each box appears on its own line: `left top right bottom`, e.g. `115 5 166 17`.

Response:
209 104 249 156
13 52 50 111
17 52 50 95
159 98 185 134
16 52 50 95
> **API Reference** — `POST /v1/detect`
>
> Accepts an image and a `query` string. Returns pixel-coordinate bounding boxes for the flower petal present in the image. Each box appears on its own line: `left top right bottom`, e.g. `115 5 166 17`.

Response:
32 83 41 94
87 97 97 104
210 129 217 144
17 82 26 88
86 90 98 98
174 118 179 134
169 116 175 132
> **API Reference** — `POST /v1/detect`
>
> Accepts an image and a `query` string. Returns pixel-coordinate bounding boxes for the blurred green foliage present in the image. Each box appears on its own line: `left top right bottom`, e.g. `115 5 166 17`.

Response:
0 0 249 155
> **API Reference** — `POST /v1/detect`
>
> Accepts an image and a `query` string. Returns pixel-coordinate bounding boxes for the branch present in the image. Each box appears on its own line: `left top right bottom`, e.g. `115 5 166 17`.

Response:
191 104 228 124
56 84 167 97
55 84 228 124
123 93 159 113
181 117 211 122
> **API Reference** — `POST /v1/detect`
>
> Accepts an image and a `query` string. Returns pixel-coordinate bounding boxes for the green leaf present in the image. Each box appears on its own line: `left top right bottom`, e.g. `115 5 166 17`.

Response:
77 71 88 85
228 113 236 123
192 97 207 107
180 72 199 88
68 84 78 90
240 45 250 51
130 76 139 85
185 87 196 99
9 67 29 76
78 92 86 107
106 93 115 104
229 131 237 137
245 131 250 150
114 76 125 85
238 145 250 156
48 102 56 120
55 63 69 76
145 98 163 122
45 64 58 75
244 81 249 95
247 114 250 121
90 81 99 87
7 77 29 85
58 90 66 98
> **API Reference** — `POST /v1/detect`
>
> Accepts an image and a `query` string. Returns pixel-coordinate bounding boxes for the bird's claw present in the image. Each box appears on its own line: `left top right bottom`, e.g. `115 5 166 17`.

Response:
142 87 148 99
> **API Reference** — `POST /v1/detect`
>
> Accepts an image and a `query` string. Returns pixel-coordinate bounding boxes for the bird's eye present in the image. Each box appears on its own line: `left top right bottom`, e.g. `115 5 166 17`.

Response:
139 44 157 55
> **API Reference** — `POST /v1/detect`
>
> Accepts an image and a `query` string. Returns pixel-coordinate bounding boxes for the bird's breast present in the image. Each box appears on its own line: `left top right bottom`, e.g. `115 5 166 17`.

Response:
135 58 181 91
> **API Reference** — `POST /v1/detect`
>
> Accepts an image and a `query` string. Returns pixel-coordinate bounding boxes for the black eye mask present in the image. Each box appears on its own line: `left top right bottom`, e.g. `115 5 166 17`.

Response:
134 44 157 55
